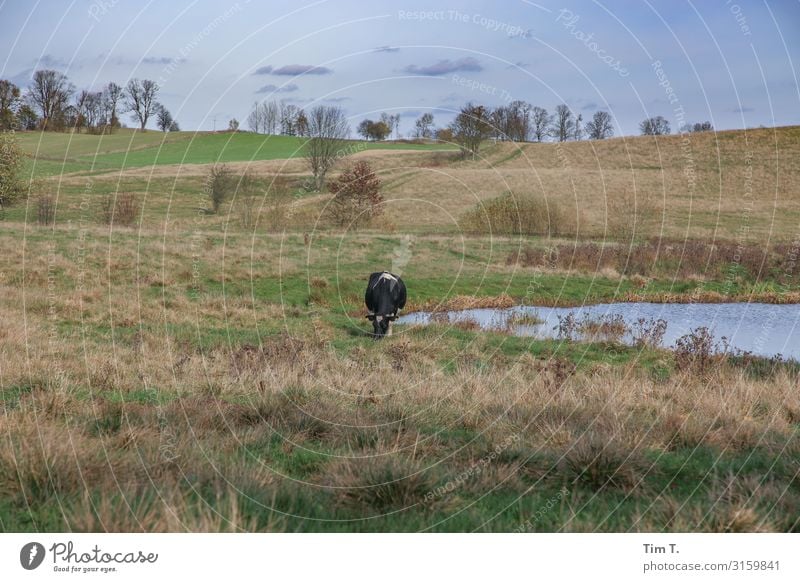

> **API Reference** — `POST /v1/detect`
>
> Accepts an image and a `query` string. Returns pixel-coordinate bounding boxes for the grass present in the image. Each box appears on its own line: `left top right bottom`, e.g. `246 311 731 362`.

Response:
1 127 799 532
17 129 455 177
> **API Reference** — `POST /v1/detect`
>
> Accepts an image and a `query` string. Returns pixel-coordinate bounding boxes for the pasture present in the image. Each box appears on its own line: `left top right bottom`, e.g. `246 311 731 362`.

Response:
1 126 799 532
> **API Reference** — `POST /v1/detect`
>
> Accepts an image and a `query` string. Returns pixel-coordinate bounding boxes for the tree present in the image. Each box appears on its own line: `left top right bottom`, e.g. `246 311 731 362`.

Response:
435 127 453 143
16 104 38 130
83 91 104 132
413 112 435 139
327 160 383 228
303 105 350 191
249 100 281 134
491 100 531 141
639 116 671 136
73 90 89 132
357 119 372 140
573 113 583 141
155 104 173 132
279 102 300 135
531 106 551 142
0 131 25 208
357 119 391 141
551 104 575 142
26 69 74 130
379 112 400 139
247 102 262 133
228 118 239 131
450 102 492 159
125 78 159 130
73 90 103 132
168 120 180 132
0 80 21 130
103 82 123 130
585 110 614 140
682 121 713 133
296 110 308 136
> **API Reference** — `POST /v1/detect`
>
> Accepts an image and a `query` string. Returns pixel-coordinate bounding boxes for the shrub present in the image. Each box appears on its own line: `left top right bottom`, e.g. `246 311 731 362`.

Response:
0 131 25 208
36 194 56 226
100 192 140 226
460 192 570 236
630 317 668 348
204 163 234 213
326 160 383 228
674 327 716 375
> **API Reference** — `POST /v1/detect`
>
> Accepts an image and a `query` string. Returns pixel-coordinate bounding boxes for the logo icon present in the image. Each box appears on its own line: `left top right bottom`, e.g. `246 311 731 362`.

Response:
20 542 46 570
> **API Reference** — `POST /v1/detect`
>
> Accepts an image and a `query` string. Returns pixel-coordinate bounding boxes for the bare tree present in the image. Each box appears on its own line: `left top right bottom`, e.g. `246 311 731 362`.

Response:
279 102 300 135
573 113 583 140
640 116 671 136
413 112 435 138
264 101 279 134
125 78 159 130
83 91 104 132
73 90 90 132
492 100 532 142
551 104 575 142
530 106 551 142
585 110 614 140
103 82 123 130
451 102 492 159
247 101 263 133
296 109 308 136
228 118 239 131
303 105 350 191
26 69 74 130
0 80 21 130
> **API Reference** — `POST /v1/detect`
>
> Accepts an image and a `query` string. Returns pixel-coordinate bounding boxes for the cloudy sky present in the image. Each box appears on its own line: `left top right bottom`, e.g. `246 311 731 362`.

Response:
1 0 798 135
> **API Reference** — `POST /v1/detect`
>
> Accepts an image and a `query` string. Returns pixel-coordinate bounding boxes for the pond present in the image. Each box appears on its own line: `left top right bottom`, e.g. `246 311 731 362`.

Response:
397 302 800 361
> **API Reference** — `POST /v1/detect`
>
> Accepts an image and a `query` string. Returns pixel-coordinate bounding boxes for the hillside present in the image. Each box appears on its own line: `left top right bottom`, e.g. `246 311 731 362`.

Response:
10 125 800 242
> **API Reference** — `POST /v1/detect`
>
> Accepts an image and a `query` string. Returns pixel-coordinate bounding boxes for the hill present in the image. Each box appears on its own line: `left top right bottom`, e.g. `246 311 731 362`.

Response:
10 125 800 242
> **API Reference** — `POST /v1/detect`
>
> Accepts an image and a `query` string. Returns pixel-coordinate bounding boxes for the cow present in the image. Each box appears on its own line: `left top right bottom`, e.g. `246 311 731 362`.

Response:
365 271 407 338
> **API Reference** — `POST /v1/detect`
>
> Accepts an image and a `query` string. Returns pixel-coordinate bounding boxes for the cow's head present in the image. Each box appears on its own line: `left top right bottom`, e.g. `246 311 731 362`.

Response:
366 313 397 338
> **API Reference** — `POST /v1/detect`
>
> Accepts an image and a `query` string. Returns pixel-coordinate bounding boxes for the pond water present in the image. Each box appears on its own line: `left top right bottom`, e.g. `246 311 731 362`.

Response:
397 302 800 361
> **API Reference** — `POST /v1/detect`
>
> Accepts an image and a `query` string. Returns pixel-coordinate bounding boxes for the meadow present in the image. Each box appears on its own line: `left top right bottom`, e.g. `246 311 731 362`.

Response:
1 127 799 532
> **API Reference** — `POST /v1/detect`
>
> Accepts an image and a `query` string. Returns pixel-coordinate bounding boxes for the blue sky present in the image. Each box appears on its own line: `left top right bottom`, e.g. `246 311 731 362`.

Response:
1 0 798 135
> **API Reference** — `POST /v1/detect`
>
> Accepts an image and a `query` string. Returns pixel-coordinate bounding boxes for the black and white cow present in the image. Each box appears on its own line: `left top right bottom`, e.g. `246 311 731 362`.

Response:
365 271 407 338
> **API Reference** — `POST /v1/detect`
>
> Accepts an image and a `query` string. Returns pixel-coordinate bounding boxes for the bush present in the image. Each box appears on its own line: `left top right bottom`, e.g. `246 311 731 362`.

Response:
100 192 140 226
204 164 234 213
460 191 570 236
326 161 383 228
36 194 56 226
0 131 25 208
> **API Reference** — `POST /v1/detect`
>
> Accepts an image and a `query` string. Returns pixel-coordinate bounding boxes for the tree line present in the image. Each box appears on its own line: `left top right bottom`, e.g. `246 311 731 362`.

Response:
420 102 712 159
0 70 179 133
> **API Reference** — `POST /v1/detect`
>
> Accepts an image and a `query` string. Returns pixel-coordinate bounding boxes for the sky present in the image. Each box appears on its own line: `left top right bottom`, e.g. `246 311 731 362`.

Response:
1 0 798 135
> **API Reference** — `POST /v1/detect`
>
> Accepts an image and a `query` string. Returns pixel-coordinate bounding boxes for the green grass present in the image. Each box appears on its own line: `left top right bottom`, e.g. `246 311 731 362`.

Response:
18 129 455 176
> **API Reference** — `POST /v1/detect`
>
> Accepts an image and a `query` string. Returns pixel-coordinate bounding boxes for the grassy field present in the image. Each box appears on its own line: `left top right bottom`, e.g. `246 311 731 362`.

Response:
17 129 455 177
1 127 799 532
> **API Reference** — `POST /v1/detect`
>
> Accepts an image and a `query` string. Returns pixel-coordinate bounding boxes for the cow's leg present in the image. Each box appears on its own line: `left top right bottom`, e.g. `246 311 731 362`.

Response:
387 321 393 337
